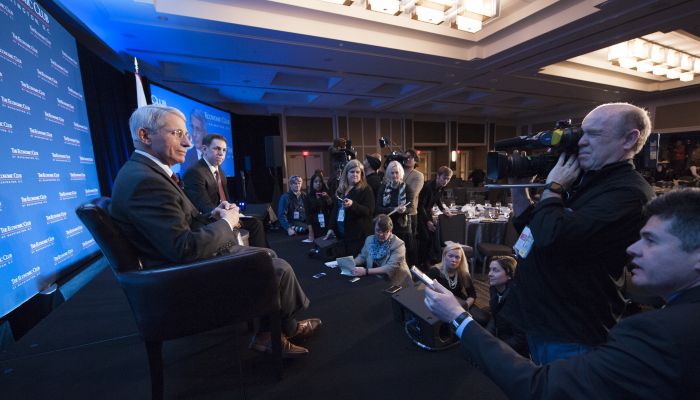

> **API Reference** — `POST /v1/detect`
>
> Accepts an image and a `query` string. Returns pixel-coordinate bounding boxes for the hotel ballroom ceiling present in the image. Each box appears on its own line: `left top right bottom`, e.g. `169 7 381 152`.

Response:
49 0 700 121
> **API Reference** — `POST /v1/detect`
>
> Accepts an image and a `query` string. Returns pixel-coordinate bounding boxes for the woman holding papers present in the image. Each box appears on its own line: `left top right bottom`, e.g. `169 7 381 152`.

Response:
351 214 412 287
325 159 375 257
428 242 490 326
375 161 414 256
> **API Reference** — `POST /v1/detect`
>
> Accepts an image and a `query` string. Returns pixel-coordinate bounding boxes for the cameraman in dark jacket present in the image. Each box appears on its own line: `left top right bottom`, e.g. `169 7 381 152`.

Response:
504 102 654 364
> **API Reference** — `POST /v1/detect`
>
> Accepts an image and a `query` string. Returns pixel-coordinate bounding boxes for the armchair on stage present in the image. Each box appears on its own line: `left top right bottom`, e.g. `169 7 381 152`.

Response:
76 197 282 400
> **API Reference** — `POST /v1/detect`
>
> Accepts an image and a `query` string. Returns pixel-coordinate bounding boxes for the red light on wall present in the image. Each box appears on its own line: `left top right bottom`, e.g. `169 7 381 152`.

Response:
416 150 422 155
302 151 309 157
457 150 461 154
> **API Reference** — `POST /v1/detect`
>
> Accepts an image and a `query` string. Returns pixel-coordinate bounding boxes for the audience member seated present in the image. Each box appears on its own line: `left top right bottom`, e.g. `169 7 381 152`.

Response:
486 256 529 357
183 133 268 248
375 161 414 258
277 175 310 238
324 159 375 257
305 172 332 240
111 105 321 357
350 214 412 287
427 242 489 326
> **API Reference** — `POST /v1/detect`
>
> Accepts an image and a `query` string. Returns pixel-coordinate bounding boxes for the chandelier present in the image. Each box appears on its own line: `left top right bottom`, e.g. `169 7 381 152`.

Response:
607 38 699 82
320 0 499 33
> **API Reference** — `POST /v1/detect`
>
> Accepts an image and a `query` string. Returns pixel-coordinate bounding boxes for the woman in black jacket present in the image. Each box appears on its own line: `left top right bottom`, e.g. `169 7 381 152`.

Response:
487 255 529 357
324 159 375 257
305 172 332 240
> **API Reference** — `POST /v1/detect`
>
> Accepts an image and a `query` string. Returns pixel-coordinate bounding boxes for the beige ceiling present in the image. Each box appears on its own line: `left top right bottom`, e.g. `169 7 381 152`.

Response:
53 0 700 121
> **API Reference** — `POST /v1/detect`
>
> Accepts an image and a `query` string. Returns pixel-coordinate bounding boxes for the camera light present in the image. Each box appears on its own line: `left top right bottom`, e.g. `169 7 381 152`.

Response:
451 150 457 162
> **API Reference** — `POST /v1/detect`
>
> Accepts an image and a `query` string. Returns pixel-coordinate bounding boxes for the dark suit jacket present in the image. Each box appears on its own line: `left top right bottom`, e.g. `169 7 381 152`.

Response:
182 158 267 248
183 158 227 214
328 185 375 241
110 153 236 267
461 285 700 400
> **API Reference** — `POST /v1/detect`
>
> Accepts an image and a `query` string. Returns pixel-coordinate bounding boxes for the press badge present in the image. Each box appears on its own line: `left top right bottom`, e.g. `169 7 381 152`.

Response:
293 210 300 220
337 208 345 222
513 225 534 258
318 213 325 228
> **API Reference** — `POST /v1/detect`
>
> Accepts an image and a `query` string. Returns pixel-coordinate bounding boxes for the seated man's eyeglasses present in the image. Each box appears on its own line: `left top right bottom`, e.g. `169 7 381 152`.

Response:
148 127 192 142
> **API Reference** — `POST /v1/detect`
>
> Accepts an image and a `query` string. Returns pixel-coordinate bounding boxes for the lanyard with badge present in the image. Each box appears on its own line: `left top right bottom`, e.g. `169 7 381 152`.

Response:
336 196 345 222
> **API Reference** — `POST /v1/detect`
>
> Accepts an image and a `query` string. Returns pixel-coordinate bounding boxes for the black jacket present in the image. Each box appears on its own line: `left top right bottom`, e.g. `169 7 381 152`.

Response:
505 160 654 345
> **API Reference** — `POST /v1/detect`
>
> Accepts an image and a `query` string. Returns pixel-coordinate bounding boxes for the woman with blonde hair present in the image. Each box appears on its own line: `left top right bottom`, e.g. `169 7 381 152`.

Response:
375 160 414 254
428 242 489 326
325 159 375 256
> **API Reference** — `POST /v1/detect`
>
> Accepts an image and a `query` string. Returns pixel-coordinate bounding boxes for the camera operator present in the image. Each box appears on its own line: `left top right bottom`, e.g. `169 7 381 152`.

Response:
505 102 654 364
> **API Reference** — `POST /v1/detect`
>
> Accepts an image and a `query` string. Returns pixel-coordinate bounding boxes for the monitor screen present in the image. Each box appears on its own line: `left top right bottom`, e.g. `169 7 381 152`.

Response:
0 0 101 317
149 83 235 176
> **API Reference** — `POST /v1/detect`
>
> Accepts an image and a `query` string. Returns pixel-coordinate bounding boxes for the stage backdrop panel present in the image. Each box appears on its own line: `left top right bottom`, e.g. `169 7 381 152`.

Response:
149 83 235 176
0 0 100 317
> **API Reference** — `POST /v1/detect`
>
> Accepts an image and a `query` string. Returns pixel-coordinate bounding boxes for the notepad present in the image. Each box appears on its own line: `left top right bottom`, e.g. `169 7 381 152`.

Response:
336 256 356 276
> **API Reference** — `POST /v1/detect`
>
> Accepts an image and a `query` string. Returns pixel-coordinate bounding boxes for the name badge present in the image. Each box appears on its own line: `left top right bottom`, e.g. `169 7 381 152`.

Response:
293 210 300 220
337 208 345 222
513 225 534 258
318 213 325 228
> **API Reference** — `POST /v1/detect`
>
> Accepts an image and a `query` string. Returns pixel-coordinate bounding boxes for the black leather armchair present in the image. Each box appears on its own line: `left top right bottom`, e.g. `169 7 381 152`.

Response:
76 197 282 399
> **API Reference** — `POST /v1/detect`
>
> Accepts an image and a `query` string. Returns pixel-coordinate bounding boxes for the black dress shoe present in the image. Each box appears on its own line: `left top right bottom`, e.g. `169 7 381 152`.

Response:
289 318 322 342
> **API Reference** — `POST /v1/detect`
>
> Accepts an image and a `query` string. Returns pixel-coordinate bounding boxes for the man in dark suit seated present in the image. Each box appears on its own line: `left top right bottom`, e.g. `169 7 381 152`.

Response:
110 105 321 357
183 133 268 248
424 188 700 399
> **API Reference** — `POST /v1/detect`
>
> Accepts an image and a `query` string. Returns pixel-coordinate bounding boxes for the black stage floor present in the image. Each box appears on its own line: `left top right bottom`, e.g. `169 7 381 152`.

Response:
0 230 506 399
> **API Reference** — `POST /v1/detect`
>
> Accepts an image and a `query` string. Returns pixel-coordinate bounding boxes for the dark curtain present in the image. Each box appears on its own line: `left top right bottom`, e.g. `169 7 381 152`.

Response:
78 44 136 196
231 114 281 203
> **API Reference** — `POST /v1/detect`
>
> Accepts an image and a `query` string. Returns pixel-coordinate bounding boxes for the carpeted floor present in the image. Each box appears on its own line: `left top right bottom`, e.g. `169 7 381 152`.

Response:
0 229 506 399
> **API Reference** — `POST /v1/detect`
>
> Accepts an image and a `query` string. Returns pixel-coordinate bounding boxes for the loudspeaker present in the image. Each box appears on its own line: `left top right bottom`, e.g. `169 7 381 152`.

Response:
264 136 282 168
391 285 456 349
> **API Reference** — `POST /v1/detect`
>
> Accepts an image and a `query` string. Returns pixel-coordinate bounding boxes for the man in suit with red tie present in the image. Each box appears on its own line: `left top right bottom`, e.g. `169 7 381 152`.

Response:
183 133 268 248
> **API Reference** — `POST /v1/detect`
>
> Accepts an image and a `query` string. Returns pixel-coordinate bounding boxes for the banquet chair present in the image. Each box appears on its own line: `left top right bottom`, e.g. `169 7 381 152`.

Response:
476 221 519 275
76 197 282 400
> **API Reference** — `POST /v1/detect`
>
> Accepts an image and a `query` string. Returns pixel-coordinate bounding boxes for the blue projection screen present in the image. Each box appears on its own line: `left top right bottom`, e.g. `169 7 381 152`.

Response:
0 0 100 317
149 83 235 176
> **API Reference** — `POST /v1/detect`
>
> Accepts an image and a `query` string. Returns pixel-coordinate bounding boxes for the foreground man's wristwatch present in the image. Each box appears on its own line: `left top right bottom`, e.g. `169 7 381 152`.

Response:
451 311 472 332
544 181 566 194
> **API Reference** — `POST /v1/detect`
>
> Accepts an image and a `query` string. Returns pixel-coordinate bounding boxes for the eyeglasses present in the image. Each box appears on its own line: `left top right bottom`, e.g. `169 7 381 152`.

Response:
149 127 192 142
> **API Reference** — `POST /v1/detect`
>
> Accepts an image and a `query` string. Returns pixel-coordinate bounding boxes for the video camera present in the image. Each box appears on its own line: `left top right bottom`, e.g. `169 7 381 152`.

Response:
379 137 408 169
329 138 357 172
487 120 583 180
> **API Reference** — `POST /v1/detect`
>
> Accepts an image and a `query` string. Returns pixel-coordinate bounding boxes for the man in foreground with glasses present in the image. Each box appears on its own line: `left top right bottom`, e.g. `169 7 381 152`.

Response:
425 188 700 399
110 105 320 357
183 133 268 248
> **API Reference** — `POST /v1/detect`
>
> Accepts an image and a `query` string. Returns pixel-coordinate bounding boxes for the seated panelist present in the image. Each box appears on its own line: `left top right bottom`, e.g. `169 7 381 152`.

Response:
183 133 268 248
110 105 321 357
